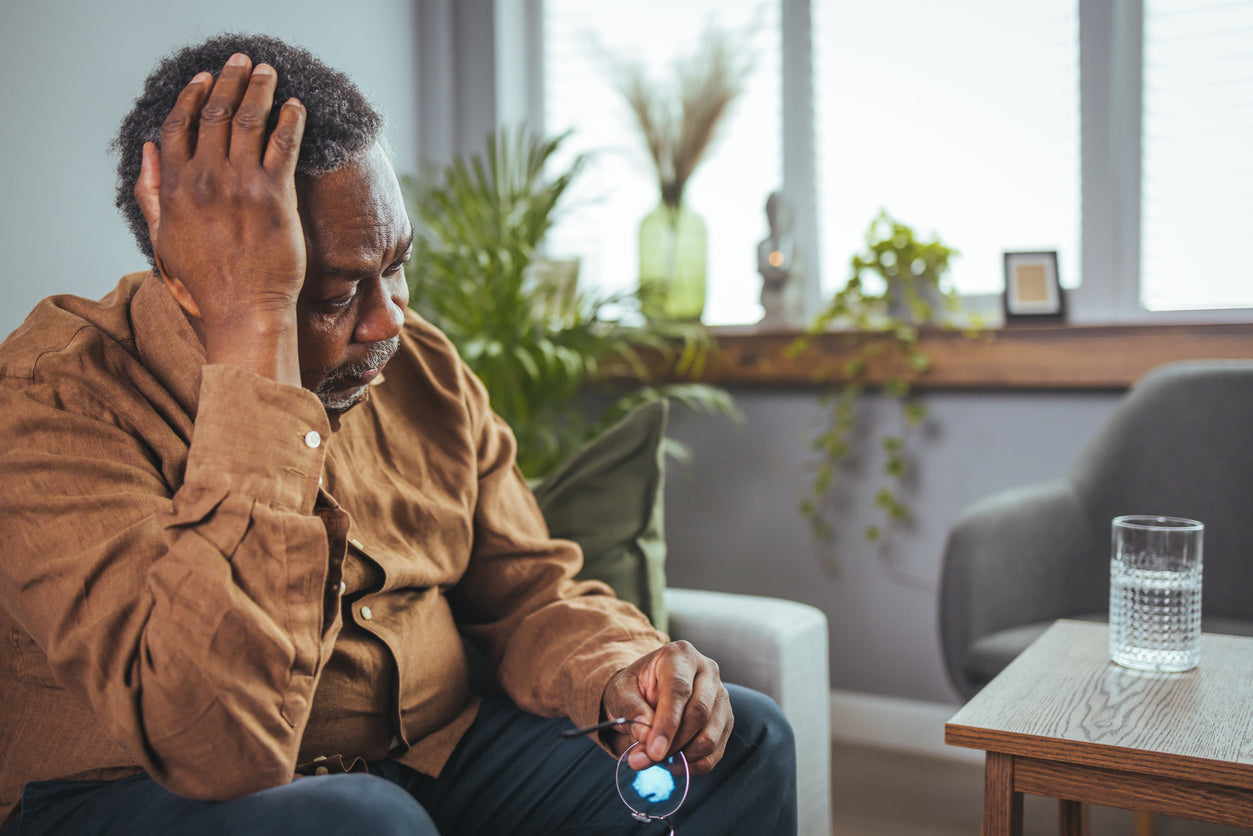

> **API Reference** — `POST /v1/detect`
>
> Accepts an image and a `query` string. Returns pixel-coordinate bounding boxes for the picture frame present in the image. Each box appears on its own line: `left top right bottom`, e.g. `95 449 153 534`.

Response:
1003 250 1063 320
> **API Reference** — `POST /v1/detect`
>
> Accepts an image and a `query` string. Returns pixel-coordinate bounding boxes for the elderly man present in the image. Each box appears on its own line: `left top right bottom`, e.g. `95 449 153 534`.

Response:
0 32 795 836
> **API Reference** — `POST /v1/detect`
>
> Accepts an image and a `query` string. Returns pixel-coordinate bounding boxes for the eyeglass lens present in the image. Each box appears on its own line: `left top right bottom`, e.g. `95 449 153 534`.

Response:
615 741 689 826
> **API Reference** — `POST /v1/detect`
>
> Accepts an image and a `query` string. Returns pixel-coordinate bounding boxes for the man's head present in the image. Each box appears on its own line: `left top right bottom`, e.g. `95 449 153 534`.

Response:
114 33 385 267
115 34 410 414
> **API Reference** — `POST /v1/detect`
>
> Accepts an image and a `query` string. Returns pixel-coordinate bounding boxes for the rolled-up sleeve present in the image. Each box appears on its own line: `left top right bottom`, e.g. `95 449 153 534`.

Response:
448 365 667 734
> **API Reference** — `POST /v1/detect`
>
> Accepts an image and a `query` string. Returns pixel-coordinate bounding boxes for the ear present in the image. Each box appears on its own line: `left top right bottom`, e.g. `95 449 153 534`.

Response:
136 141 203 320
158 267 203 320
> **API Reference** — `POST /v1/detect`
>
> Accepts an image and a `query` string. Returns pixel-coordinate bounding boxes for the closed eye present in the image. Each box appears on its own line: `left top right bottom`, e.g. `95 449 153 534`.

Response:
319 288 357 309
385 245 414 277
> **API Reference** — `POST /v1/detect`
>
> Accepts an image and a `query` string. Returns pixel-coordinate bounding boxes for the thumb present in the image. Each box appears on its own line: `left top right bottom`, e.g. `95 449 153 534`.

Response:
135 141 162 247
603 671 656 748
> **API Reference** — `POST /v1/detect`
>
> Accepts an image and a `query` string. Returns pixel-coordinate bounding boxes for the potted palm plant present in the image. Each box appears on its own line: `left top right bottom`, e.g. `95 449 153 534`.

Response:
404 127 737 479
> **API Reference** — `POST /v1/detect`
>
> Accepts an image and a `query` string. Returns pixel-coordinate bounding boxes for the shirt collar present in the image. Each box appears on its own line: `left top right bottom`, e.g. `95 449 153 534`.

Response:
129 271 207 419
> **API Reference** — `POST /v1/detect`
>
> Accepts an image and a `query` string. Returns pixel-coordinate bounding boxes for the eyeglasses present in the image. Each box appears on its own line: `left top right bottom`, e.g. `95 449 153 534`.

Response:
563 717 691 834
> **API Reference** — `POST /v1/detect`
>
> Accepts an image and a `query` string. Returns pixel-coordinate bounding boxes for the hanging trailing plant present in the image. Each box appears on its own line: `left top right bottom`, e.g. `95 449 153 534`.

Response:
792 210 980 557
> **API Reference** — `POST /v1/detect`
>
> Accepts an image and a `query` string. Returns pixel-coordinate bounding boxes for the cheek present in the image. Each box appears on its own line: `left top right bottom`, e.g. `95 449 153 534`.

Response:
297 313 353 386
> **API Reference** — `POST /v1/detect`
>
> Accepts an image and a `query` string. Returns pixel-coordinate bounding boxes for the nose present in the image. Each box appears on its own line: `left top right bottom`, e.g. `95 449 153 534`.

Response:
354 272 409 344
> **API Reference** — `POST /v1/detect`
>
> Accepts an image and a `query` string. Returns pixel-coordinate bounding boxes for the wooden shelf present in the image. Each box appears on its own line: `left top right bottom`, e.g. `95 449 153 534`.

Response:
609 322 1253 391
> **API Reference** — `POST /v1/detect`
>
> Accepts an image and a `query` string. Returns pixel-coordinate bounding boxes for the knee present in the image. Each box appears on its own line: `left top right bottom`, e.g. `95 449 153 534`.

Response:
726 683 796 771
254 773 433 835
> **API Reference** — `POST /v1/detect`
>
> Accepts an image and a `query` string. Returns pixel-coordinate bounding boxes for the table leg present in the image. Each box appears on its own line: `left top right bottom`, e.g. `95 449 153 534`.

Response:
1059 799 1087 836
1133 811 1155 836
983 752 1023 836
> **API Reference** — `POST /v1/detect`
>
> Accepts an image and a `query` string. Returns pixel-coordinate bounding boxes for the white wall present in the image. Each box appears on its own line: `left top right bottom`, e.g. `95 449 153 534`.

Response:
0 0 421 340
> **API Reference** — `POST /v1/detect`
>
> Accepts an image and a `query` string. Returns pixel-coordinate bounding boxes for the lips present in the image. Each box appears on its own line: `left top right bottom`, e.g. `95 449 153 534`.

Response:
328 363 383 392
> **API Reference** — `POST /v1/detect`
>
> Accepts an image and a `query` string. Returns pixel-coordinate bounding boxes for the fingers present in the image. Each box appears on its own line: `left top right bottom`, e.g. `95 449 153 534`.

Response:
160 71 213 165
160 54 301 174
228 63 279 163
196 53 252 160
263 97 306 179
626 642 734 775
678 684 733 775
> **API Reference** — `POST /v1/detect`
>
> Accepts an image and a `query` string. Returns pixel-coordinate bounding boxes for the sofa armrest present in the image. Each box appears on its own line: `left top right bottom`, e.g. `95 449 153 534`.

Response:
664 588 830 836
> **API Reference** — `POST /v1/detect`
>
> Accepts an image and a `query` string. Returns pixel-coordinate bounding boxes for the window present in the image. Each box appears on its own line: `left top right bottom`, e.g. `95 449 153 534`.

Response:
813 1 1079 299
1141 0 1253 311
541 0 782 325
488 0 1253 325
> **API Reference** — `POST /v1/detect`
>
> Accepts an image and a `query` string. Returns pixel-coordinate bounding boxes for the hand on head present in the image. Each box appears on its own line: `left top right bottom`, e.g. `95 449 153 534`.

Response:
601 641 734 776
133 53 307 384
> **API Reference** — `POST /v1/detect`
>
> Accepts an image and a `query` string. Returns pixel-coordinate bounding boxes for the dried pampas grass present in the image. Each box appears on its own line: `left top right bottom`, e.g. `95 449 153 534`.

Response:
610 24 753 208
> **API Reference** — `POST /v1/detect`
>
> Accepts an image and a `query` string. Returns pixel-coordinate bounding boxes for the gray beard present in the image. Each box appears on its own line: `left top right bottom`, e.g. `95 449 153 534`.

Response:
311 337 399 413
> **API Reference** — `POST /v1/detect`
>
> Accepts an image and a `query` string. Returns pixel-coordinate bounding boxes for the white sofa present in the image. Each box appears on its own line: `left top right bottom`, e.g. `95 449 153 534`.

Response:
665 588 831 836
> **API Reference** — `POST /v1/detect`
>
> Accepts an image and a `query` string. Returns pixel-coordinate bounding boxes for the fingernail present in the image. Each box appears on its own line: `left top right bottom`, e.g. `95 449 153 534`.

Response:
192 72 212 85
648 737 669 761
253 63 274 77
227 53 248 67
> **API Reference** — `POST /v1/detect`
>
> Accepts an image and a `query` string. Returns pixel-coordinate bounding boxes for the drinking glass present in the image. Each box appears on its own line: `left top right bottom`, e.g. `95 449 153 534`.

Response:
1108 515 1203 672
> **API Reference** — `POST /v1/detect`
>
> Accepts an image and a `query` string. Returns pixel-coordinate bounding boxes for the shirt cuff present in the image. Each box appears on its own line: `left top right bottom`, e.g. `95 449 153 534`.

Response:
184 365 330 512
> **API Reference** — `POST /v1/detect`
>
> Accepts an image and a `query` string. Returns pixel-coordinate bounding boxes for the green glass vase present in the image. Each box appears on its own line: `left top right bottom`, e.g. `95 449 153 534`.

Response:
638 201 707 322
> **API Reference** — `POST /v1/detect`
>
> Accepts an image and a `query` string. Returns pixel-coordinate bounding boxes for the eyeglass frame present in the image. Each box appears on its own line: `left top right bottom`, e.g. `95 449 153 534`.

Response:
562 716 692 833
615 741 690 833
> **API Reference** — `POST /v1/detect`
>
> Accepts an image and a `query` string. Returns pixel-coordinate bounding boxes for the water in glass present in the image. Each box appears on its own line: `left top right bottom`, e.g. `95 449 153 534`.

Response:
1109 558 1202 671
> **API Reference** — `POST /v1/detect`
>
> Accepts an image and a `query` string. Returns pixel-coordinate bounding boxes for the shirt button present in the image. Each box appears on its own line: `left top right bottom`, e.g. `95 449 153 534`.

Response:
338 581 347 595
361 606 373 621
304 430 322 449
349 537 364 550
315 766 329 776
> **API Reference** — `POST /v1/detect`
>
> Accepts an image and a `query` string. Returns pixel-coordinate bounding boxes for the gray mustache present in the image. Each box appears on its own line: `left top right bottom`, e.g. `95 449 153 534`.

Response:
323 337 399 383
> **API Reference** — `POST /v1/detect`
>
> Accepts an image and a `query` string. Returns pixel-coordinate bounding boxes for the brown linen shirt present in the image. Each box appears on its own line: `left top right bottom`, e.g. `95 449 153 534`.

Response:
0 271 667 827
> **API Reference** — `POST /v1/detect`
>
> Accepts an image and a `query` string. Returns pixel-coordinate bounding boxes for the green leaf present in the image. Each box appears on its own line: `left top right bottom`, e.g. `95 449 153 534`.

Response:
404 126 735 480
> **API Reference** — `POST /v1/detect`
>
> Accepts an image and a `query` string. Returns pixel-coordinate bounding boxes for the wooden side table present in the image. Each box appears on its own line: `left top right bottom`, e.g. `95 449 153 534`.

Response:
945 620 1253 835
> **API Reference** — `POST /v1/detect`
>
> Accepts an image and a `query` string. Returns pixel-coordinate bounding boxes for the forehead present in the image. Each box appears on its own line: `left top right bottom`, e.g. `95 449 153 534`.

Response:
298 144 409 258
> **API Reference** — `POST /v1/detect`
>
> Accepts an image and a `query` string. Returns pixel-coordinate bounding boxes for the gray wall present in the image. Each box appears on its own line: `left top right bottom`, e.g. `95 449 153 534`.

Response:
0 0 421 341
661 388 1124 703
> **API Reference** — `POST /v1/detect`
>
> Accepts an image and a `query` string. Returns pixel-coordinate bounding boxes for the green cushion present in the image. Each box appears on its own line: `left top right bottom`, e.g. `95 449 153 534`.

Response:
531 399 670 633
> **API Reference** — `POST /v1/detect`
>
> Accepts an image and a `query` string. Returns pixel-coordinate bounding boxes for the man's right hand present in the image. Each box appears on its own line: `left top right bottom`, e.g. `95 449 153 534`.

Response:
134 53 307 386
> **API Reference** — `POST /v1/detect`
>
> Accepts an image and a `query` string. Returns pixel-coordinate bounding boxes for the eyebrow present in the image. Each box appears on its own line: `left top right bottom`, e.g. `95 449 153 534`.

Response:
323 228 415 281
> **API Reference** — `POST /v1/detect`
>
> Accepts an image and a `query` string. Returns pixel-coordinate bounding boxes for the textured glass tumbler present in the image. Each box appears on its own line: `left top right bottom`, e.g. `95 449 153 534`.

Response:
1108 515 1203 672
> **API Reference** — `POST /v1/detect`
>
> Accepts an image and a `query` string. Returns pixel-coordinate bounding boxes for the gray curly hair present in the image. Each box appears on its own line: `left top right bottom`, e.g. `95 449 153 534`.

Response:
112 32 385 266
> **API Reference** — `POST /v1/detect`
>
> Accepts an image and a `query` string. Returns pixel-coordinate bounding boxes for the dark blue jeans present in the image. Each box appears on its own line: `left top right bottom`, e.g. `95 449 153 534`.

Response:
5 684 796 835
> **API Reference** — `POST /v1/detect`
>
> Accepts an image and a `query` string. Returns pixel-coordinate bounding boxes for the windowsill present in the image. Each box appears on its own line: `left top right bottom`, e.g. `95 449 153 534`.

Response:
614 321 1253 390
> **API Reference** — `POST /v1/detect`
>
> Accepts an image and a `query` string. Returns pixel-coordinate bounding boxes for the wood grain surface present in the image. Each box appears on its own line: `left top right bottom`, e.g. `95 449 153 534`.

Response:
946 621 1253 789
604 323 1253 390
1013 755 1253 827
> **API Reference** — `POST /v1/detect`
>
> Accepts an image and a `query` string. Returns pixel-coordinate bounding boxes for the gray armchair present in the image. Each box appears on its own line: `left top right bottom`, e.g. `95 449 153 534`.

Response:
940 360 1253 700
665 588 831 836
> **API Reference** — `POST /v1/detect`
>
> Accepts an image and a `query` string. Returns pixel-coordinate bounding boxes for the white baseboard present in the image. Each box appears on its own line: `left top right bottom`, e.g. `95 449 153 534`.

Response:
830 689 984 765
